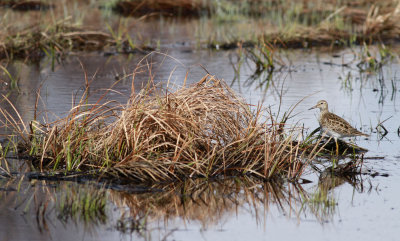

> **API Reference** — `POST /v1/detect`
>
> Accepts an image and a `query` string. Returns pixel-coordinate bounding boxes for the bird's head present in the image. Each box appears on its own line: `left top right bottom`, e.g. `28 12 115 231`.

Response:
309 100 328 111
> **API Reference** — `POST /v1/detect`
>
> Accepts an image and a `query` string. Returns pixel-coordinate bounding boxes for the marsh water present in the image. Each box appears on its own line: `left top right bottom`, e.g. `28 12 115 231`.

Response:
1 5 400 241
1 44 400 241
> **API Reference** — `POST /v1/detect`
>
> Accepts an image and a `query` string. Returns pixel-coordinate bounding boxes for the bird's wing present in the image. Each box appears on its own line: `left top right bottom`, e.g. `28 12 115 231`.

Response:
321 112 357 134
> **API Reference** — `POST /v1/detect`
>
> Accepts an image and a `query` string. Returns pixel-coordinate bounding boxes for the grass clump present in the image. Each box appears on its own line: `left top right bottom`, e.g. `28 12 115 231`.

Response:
2 73 317 183
103 75 310 182
0 24 114 60
0 24 153 61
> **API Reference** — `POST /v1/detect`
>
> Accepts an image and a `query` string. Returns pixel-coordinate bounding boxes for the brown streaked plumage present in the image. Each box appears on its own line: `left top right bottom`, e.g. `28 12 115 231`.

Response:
309 100 369 141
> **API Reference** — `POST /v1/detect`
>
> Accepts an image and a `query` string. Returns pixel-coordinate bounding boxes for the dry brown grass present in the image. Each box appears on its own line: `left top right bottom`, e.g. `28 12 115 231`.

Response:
100 75 313 182
2 0 400 61
0 24 115 60
0 24 153 61
264 2 400 48
208 0 400 49
1 71 318 183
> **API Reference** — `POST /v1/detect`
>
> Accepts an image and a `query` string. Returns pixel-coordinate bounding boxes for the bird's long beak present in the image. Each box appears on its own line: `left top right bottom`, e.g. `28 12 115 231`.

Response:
308 105 317 110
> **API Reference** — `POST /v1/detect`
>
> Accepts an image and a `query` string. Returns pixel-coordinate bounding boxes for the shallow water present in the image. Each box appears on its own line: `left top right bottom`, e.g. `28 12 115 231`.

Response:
1 44 400 241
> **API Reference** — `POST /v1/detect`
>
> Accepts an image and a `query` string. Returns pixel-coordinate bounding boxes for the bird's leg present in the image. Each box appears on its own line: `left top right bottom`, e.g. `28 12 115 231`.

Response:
320 131 328 140
332 137 339 168
335 137 339 157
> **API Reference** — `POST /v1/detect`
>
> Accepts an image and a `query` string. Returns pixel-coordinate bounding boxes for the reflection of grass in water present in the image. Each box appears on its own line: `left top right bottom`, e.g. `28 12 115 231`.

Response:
56 183 107 224
109 177 312 228
306 185 337 223
303 160 367 222
336 44 397 105
109 174 369 228
236 42 396 103
0 177 108 232
21 176 341 234
0 166 370 234
356 43 394 73
0 65 19 91
230 41 289 96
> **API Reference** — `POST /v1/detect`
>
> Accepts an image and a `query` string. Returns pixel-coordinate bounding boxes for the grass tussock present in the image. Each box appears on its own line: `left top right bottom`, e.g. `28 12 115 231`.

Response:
0 24 153 61
103 75 309 182
2 74 317 183
0 24 113 60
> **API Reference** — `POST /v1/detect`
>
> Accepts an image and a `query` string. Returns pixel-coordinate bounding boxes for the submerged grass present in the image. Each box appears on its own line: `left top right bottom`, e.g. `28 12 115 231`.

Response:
1 70 322 183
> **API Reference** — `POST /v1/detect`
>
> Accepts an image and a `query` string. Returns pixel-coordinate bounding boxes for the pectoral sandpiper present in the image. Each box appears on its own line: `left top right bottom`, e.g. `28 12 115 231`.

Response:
309 100 369 153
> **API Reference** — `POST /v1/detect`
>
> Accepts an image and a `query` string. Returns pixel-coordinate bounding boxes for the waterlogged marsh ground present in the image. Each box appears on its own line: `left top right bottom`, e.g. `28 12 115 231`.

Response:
1 1 400 240
1 46 400 241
